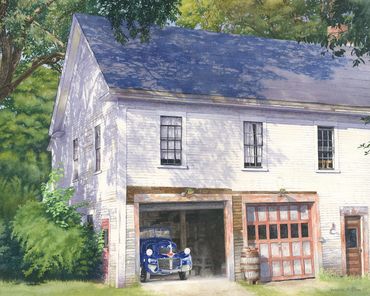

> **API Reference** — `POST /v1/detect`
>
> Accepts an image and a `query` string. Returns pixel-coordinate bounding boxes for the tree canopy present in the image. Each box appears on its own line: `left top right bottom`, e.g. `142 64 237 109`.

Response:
0 67 58 186
178 0 370 66
319 0 370 66
0 0 180 102
178 0 325 40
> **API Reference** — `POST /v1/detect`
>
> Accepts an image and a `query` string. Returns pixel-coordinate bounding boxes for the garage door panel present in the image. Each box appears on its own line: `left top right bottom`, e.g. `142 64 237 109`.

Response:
246 203 314 281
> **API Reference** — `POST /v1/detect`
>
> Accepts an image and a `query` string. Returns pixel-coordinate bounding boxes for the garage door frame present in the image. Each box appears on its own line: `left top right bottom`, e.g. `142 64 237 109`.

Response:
133 193 234 281
240 192 321 281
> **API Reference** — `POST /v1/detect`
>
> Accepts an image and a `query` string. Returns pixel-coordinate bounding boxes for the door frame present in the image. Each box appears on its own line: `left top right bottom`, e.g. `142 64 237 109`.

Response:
340 206 369 276
133 193 235 281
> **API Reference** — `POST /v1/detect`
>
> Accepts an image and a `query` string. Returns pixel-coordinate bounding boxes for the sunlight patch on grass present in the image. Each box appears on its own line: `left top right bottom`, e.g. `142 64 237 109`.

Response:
240 276 370 296
0 281 151 296
239 281 285 296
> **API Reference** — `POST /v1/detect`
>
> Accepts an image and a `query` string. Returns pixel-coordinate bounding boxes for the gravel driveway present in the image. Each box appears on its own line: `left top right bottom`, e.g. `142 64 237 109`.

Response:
141 276 253 296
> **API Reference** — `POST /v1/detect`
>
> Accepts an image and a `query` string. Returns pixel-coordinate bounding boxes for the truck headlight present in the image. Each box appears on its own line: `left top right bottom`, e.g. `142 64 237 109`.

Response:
184 248 191 255
146 249 153 256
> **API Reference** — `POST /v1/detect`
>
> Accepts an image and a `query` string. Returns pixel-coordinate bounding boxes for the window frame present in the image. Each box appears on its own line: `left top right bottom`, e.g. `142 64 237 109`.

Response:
317 126 335 170
94 125 102 172
241 118 268 171
314 123 340 173
244 121 264 168
160 116 183 166
157 112 188 169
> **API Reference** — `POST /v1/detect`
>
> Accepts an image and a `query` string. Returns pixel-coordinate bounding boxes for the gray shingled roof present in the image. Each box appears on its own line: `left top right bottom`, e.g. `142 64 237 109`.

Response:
75 14 370 107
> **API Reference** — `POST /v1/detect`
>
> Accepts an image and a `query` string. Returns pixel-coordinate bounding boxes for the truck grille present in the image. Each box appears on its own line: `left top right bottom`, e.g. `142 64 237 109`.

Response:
158 258 181 270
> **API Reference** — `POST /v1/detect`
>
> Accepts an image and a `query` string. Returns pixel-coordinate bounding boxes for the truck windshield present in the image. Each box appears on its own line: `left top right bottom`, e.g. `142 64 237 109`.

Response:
159 246 177 255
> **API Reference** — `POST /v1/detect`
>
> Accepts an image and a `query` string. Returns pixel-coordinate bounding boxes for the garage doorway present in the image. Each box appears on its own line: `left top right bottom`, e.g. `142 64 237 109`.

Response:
140 207 226 277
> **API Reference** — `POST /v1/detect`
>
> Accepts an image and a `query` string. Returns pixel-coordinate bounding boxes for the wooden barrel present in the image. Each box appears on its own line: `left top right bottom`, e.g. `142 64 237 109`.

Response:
240 247 260 283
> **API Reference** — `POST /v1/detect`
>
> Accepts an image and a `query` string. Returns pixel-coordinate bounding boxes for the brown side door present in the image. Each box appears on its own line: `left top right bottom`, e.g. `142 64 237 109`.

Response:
345 216 362 276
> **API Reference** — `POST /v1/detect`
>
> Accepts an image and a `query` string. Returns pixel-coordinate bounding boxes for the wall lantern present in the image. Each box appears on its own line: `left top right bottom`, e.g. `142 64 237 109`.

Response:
329 223 337 235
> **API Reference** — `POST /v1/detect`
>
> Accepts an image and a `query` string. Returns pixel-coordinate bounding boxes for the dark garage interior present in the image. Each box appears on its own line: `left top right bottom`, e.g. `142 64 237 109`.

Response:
140 207 226 277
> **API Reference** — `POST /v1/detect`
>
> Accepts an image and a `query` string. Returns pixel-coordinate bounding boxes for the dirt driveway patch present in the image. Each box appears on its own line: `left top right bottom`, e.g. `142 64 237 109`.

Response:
142 276 253 296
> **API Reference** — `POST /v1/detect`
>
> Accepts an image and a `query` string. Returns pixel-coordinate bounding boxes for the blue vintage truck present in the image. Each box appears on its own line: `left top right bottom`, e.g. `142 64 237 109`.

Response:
140 228 192 282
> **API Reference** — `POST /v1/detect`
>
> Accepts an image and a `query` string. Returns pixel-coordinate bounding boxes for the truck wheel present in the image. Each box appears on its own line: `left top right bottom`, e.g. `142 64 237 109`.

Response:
140 268 150 282
179 271 189 280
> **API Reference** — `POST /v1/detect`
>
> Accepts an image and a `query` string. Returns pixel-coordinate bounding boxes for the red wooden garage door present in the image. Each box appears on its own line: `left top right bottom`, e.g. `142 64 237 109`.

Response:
246 203 314 281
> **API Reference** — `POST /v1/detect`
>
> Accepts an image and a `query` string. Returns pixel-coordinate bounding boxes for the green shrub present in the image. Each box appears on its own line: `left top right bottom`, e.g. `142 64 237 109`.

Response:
12 170 103 281
0 219 23 279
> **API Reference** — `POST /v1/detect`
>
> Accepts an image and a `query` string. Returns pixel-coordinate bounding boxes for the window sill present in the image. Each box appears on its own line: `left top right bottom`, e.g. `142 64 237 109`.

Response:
94 170 102 175
315 169 341 174
157 165 189 170
242 167 269 172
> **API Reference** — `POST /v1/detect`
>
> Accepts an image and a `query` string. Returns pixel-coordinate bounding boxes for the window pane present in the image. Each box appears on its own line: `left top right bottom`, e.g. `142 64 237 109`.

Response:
258 225 267 240
294 260 302 275
303 241 311 256
281 242 290 256
301 223 309 237
271 243 280 256
260 244 269 258
247 225 256 240
283 261 292 276
160 126 167 138
175 126 182 138
167 151 175 160
96 149 101 171
280 224 288 239
168 126 175 138
280 206 288 220
269 206 277 221
269 224 278 239
300 205 309 220
95 125 101 148
291 223 299 238
346 228 358 248
292 242 301 256
272 261 281 276
247 207 255 222
257 206 267 221
290 205 298 220
304 259 312 274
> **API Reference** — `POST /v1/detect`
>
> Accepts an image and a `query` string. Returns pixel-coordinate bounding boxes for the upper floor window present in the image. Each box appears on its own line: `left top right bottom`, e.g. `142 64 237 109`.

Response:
244 122 263 168
95 125 101 172
160 116 182 165
73 138 78 180
318 126 334 170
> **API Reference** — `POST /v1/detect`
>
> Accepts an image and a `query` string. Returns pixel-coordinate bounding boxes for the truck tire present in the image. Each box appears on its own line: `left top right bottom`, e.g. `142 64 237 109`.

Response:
179 271 189 280
140 267 150 282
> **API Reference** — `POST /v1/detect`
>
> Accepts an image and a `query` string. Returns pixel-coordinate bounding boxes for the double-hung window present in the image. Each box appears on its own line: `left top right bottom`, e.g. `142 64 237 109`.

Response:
73 138 79 180
318 126 334 170
95 125 101 172
160 116 182 165
244 122 263 168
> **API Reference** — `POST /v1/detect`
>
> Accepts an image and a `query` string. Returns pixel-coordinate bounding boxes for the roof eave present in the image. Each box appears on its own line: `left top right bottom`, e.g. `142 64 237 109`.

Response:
110 87 370 117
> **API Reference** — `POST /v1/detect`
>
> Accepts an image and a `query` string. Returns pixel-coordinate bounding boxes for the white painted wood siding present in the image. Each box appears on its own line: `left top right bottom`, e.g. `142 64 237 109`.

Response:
121 100 370 272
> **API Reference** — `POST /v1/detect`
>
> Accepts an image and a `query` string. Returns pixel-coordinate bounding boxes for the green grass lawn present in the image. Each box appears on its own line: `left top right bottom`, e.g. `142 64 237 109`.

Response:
0 281 152 296
240 274 370 296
